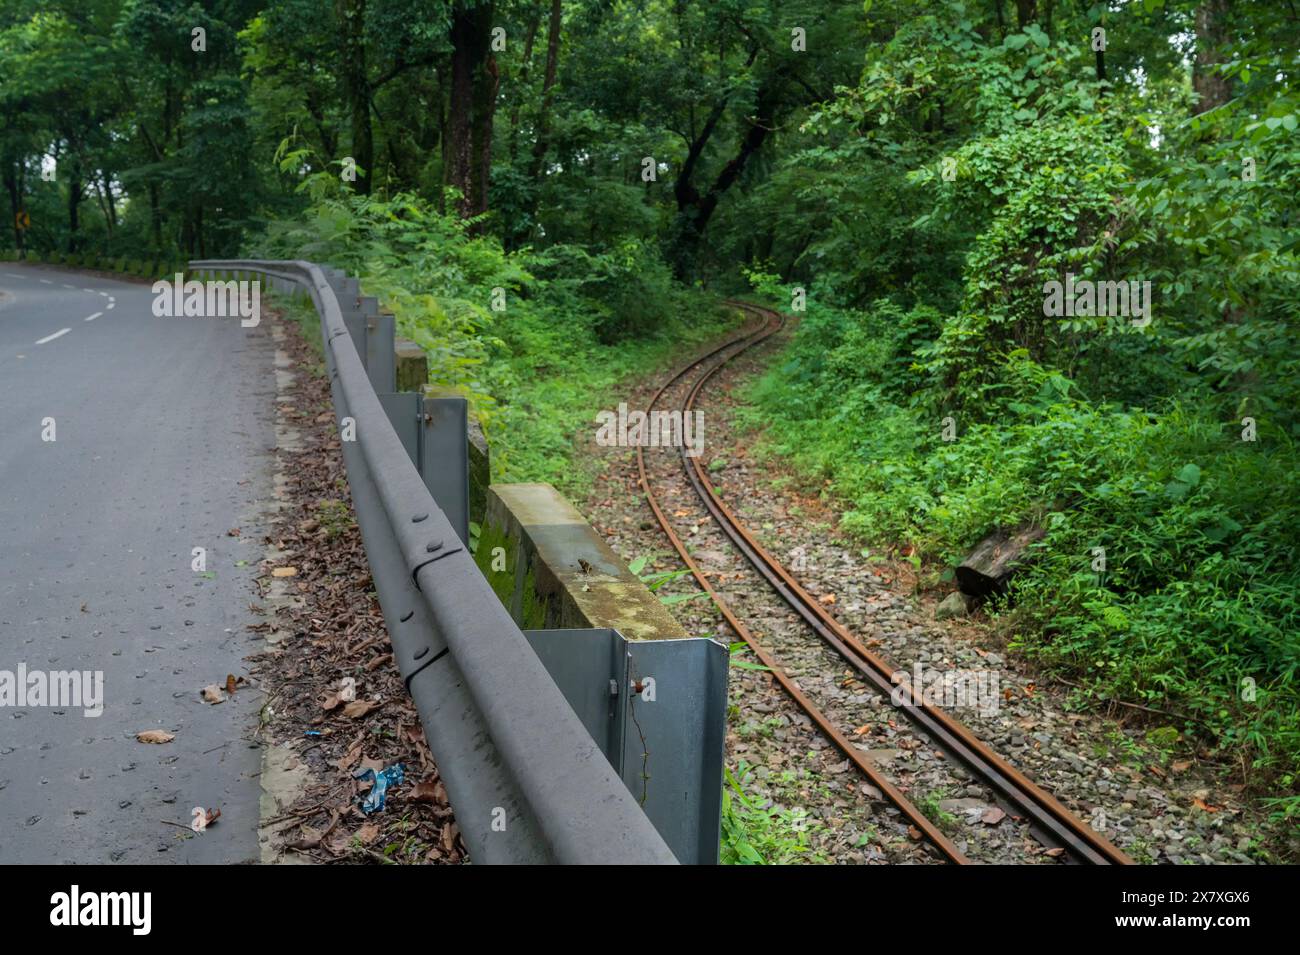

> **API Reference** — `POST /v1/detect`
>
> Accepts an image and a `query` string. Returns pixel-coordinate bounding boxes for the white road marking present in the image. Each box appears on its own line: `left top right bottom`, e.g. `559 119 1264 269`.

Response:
99 291 110 297
82 287 96 293
39 279 52 284
62 283 75 289
35 328 71 344
106 302 115 310
84 311 102 322
3 272 22 278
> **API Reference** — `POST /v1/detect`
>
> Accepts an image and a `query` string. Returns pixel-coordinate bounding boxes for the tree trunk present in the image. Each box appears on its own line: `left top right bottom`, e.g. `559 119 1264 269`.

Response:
508 5 542 163
66 165 81 254
670 72 782 279
526 0 562 182
338 0 373 193
101 171 117 233
1192 0 1232 115
989 0 1006 39
956 524 1046 598
148 180 162 252
445 0 497 227
4 162 23 256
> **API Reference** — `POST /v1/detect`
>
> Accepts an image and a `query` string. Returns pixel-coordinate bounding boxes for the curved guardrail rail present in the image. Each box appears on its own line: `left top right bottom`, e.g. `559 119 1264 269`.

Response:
190 259 677 865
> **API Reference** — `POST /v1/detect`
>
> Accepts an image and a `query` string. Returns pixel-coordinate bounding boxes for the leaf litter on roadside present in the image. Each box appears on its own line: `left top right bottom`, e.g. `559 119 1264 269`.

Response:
247 310 464 865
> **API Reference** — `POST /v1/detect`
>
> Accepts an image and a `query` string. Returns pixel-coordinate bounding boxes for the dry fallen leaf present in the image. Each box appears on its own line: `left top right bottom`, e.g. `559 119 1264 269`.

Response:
335 739 364 772
342 699 380 719
819 593 836 605
226 674 239 696
1192 797 1221 813
410 780 443 803
980 807 1007 825
271 566 298 578
137 730 175 744
287 825 326 851
355 822 381 846
440 821 458 852
190 807 221 832
287 810 340 857
325 829 353 856
1171 759 1193 773
1045 847 1066 858
200 684 225 704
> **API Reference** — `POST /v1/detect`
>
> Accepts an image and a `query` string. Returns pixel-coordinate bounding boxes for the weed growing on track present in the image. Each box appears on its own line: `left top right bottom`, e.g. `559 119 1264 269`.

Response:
917 790 959 833
720 764 823 865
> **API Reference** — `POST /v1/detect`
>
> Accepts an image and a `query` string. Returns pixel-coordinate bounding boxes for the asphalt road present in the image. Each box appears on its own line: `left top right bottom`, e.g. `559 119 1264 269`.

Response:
0 262 277 863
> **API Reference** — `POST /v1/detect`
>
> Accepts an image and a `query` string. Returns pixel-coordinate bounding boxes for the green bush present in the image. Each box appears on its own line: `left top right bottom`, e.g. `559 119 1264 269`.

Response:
250 180 736 488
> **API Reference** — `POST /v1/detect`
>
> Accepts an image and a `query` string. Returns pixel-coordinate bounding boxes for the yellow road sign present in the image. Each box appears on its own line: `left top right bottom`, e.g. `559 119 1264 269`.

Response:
15 210 30 230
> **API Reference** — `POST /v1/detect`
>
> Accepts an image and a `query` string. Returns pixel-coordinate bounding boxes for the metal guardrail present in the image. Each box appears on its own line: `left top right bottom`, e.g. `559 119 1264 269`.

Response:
190 259 678 865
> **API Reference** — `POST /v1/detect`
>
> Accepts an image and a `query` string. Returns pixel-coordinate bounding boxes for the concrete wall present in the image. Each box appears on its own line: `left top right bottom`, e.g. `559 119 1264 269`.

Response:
475 483 688 642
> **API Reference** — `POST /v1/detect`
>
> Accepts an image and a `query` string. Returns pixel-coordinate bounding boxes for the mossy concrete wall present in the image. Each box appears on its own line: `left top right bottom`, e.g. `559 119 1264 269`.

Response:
394 337 426 392
475 483 688 641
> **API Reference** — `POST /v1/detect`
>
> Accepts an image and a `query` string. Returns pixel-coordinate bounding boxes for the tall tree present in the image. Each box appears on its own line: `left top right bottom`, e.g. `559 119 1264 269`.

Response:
444 0 496 225
337 0 373 193
1192 0 1232 114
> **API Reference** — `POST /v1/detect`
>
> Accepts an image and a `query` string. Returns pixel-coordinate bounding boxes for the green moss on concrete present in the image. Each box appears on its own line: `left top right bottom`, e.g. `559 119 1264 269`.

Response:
474 519 517 607
473 514 548 631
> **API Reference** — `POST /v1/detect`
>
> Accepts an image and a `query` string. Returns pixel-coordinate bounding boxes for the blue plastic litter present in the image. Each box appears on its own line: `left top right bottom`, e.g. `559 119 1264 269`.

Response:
354 763 404 815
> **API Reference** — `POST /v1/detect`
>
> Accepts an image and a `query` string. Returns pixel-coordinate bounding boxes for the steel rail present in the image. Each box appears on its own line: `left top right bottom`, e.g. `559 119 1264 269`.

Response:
672 301 1131 865
635 304 970 864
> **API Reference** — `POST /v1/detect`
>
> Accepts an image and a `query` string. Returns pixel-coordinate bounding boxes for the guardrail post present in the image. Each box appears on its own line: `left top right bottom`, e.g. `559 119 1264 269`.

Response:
335 275 360 302
424 385 490 531
420 395 471 547
522 628 727 865
365 308 396 394
338 294 371 373
377 393 421 468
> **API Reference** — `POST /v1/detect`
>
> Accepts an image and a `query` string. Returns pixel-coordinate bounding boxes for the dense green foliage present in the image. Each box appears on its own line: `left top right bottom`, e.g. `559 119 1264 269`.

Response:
252 172 733 485
2 0 1296 847
733 2 1299 823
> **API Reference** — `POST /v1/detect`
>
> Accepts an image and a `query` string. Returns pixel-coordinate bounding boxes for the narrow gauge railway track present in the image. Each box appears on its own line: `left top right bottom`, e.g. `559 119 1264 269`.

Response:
635 302 1132 866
